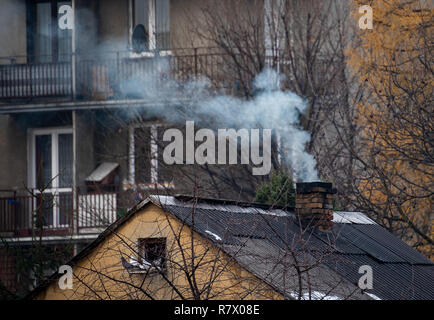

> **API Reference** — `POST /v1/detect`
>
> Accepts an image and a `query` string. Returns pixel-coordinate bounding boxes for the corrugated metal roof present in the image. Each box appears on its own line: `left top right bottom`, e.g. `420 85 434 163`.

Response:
352 224 432 265
334 211 376 224
152 196 434 300
320 253 434 300
331 224 407 263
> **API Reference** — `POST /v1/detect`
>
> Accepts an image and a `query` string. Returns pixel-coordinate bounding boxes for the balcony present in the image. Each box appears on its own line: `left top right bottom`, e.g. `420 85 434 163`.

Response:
0 56 72 99
0 48 258 104
0 187 137 238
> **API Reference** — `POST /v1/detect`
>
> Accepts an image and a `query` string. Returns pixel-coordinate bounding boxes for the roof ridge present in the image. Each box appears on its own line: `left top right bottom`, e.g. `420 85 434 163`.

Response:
172 194 295 210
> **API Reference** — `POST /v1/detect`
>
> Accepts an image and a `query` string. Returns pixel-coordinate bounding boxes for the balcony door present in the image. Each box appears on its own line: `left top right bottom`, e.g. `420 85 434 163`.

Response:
30 128 73 228
30 0 72 63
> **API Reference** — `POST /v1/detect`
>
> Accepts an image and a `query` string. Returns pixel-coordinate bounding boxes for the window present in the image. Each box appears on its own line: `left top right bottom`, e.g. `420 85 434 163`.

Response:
138 238 166 269
132 0 170 51
30 0 72 62
132 125 157 184
30 128 73 228
33 129 73 189
155 0 170 50
129 123 174 187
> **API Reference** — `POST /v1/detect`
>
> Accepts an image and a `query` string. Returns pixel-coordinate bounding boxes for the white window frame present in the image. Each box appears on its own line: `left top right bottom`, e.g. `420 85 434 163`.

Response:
28 127 74 228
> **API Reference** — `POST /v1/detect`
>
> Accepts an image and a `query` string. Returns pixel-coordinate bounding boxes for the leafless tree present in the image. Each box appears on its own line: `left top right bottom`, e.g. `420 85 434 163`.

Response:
341 3 433 257
0 174 75 298
88 1 365 205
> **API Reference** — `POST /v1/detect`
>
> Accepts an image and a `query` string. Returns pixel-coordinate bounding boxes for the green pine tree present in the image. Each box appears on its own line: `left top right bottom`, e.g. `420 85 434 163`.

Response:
254 171 295 208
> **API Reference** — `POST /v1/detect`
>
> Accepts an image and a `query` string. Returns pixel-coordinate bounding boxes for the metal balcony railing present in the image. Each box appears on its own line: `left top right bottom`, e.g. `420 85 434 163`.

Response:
0 48 296 101
0 186 136 237
0 55 72 99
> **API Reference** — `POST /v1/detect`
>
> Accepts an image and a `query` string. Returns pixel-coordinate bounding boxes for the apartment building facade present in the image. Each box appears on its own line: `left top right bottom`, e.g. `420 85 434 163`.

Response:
0 0 188 294
0 0 281 296
0 0 364 297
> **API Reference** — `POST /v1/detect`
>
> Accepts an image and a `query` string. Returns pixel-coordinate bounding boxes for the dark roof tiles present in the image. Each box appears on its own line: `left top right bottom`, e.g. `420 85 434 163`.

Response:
155 196 433 300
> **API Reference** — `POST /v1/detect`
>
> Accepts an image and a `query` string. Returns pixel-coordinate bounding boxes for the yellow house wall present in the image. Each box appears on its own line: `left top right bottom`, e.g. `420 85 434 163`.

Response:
36 204 283 300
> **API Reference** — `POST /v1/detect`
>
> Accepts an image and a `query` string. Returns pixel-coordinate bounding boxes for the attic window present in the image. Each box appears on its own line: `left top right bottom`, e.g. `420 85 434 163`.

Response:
138 238 166 269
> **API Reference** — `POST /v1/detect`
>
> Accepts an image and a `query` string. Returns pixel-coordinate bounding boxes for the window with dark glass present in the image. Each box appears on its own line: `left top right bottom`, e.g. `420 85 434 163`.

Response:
134 126 152 183
58 133 73 188
29 0 72 62
35 134 52 189
155 0 170 50
138 238 166 268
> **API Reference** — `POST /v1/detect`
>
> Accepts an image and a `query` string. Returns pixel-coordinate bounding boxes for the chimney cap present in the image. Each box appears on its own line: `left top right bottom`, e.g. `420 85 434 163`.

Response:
296 182 336 194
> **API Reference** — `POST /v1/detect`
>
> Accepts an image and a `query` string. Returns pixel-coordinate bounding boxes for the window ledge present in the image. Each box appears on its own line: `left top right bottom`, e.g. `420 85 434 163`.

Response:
128 50 172 59
127 267 165 275
122 182 175 190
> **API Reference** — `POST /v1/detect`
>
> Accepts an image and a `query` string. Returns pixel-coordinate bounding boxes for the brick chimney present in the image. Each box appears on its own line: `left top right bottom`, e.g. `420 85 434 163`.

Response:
295 182 336 230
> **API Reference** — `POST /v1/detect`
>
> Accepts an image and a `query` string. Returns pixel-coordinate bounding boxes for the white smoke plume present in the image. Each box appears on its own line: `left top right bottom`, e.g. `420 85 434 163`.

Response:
120 58 319 182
